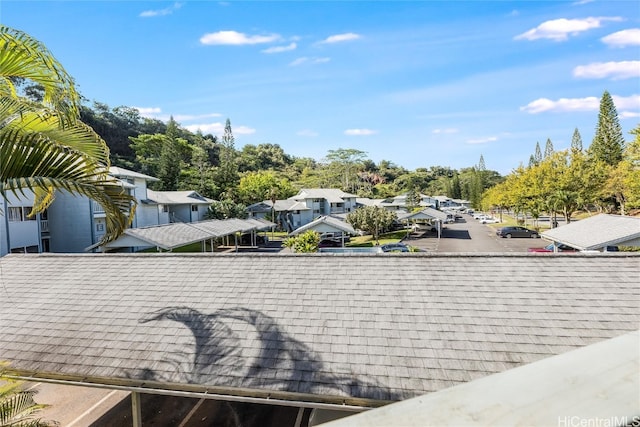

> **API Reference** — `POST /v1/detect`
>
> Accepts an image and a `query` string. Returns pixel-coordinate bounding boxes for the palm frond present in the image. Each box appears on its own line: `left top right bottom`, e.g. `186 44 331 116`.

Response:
0 25 78 125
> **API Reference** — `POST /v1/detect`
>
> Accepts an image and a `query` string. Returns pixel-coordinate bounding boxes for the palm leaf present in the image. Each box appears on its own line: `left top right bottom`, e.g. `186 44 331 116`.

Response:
0 25 78 125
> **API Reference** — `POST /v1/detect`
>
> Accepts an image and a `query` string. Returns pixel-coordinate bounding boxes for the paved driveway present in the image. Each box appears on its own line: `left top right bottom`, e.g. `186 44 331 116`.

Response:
408 216 544 253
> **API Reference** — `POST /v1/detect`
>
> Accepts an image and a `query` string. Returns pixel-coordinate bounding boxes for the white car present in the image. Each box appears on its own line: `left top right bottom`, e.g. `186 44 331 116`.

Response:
481 217 500 224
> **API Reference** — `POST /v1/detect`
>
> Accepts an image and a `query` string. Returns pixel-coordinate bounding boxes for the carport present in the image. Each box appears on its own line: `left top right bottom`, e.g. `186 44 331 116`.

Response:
289 215 357 247
95 218 275 252
396 208 448 238
541 214 640 252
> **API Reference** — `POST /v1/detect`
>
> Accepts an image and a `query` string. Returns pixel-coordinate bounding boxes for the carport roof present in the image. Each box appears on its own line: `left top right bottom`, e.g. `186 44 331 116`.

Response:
289 215 356 236
541 214 640 250
1 253 638 409
100 218 273 251
397 208 448 221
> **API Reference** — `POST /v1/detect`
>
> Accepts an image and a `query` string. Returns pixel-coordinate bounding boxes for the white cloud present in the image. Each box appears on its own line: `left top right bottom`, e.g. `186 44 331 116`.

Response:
140 2 183 17
466 137 497 144
514 17 623 41
297 129 319 137
174 113 223 122
344 128 377 136
621 111 640 119
573 61 640 80
601 29 640 47
133 106 162 117
261 42 297 54
572 0 594 5
289 57 330 66
200 30 280 45
432 128 459 134
184 122 256 135
319 33 361 44
520 94 639 114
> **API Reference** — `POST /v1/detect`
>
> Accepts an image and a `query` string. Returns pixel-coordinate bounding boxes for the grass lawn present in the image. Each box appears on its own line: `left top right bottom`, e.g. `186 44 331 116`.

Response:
348 230 409 247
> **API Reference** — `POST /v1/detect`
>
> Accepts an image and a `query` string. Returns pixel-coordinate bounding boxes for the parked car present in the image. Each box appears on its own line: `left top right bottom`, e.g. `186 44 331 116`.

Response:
528 243 578 253
381 243 410 252
496 226 540 238
480 217 501 224
318 239 342 248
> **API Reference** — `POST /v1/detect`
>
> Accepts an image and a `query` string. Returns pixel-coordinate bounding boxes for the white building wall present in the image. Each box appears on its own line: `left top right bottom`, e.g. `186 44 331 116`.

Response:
135 204 162 228
0 191 41 255
47 191 94 253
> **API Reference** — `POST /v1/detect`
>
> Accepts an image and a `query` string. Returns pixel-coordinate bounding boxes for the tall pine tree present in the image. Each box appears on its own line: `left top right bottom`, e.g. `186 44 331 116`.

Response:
217 118 239 198
544 138 554 158
158 117 182 191
533 142 542 164
590 90 624 166
571 128 583 152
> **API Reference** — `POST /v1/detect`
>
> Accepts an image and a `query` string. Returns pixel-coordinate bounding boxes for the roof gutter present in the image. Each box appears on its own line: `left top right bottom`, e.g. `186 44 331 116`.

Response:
2 370 384 413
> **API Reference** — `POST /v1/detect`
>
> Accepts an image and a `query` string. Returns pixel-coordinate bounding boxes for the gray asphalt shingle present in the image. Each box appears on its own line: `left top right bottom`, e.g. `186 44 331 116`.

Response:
0 253 638 407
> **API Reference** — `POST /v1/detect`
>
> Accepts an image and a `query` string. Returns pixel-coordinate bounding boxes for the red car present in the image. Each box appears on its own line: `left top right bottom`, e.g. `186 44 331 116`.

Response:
528 243 578 253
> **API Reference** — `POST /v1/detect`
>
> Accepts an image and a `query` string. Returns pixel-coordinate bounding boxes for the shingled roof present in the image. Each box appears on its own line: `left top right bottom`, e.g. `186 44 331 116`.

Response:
1 253 638 409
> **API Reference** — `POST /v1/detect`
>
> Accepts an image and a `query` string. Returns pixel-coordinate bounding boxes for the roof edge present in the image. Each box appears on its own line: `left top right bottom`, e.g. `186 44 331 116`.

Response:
1 369 387 411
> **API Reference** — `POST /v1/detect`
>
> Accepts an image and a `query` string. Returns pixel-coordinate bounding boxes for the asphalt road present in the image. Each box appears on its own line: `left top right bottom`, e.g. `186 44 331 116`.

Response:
407 215 545 253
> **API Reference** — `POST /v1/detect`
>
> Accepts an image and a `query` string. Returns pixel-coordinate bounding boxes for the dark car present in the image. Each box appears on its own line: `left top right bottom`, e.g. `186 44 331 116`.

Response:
528 243 578 253
496 226 540 238
381 243 410 252
319 239 342 248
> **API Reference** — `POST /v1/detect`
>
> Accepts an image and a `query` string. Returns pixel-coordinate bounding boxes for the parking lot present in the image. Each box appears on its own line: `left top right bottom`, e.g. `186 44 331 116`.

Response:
407 215 546 253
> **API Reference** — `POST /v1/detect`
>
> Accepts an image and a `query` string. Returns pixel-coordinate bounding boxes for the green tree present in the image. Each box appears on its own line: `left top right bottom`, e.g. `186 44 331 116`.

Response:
216 118 239 195
0 25 134 244
346 206 397 244
237 171 295 205
205 199 247 220
283 230 320 253
571 128 583 152
157 117 183 191
590 90 624 166
533 142 542 164
544 138 554 158
324 148 368 192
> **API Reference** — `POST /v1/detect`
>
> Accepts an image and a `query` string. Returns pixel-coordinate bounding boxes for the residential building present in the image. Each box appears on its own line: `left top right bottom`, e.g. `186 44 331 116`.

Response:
0 167 212 255
247 188 357 231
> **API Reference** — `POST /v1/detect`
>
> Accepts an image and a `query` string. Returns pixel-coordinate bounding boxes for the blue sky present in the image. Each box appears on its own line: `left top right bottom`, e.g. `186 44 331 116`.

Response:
2 1 639 174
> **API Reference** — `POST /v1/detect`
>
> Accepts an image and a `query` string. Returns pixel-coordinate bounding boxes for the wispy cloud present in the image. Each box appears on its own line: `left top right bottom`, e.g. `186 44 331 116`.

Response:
620 111 640 119
297 129 319 137
344 128 377 136
573 61 640 80
520 94 640 114
514 17 623 41
140 2 183 17
289 57 330 66
432 128 459 134
261 42 297 54
174 113 223 122
601 29 640 47
134 106 162 117
184 122 256 135
200 30 280 45
572 0 594 5
466 136 497 144
318 33 361 44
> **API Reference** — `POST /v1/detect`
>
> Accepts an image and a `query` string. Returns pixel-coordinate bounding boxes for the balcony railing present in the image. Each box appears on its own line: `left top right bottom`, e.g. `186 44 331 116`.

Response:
40 220 49 232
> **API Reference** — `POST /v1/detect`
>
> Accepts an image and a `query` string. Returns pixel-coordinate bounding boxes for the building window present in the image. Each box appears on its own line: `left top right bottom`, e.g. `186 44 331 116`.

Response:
162 205 169 213
191 205 198 212
8 207 23 222
96 223 105 232
23 206 36 221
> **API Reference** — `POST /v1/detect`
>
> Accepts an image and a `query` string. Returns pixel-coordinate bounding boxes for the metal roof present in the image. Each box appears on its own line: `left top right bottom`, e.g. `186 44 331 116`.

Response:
1 253 638 409
396 208 448 221
289 216 357 236
109 166 159 182
322 330 640 426
541 214 640 250
101 218 270 251
146 190 213 205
